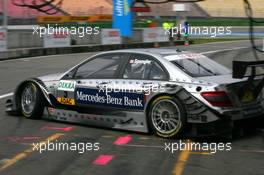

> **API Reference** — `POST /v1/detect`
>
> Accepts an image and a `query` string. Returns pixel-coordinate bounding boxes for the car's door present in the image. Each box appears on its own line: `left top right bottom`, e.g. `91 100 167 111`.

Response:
56 52 169 113
116 53 170 110
56 53 128 110
73 53 129 110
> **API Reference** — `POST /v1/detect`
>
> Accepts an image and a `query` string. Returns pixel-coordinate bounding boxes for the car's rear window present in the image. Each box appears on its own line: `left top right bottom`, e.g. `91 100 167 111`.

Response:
164 54 231 77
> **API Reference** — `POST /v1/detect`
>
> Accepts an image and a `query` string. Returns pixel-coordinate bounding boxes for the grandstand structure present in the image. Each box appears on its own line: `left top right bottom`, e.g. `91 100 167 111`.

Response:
0 0 111 18
196 0 264 18
0 0 65 18
132 2 208 17
61 0 112 15
0 0 263 22
0 0 207 21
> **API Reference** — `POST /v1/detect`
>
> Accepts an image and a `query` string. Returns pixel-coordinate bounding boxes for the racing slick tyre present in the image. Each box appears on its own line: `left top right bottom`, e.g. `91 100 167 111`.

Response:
19 82 44 119
148 96 186 138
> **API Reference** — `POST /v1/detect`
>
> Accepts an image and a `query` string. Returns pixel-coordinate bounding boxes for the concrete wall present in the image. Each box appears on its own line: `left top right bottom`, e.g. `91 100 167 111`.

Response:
8 30 43 49
0 40 187 60
6 28 146 49
2 27 188 60
2 26 263 60
5 26 264 49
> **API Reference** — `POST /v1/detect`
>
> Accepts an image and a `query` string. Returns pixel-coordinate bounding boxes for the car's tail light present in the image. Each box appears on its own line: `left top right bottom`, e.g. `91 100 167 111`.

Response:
201 91 233 107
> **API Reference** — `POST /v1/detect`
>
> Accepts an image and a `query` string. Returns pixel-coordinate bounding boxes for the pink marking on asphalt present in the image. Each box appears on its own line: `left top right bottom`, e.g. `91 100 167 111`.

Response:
41 126 74 132
113 135 132 145
6 136 40 143
92 155 114 165
7 137 19 142
22 137 41 140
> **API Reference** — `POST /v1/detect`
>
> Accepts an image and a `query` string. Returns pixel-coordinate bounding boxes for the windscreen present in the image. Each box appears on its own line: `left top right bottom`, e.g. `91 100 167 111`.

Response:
165 53 231 77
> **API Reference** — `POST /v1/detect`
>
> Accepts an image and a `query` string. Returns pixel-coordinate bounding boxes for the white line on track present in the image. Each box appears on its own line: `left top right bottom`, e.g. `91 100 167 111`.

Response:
0 93 14 100
200 46 247 55
0 52 96 63
193 39 249 46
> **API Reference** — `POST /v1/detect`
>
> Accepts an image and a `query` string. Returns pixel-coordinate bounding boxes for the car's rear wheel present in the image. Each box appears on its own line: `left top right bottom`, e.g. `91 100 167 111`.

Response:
20 82 44 119
148 96 186 138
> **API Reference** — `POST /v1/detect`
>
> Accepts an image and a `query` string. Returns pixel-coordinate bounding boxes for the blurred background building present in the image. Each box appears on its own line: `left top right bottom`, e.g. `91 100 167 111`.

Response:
0 0 264 58
1 0 264 25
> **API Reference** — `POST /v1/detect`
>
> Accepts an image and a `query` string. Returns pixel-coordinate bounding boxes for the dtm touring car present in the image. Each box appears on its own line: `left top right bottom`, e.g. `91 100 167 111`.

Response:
6 49 264 138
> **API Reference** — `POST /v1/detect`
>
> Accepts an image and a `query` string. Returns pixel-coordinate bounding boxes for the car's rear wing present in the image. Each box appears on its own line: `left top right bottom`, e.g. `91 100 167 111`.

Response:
233 60 264 79
233 60 264 98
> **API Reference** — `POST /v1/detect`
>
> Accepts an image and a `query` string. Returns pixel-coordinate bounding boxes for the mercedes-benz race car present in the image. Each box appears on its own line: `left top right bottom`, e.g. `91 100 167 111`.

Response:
6 49 264 138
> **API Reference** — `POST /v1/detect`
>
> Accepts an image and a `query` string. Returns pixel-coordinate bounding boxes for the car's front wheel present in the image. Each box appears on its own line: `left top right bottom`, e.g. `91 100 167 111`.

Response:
20 82 44 119
148 96 186 138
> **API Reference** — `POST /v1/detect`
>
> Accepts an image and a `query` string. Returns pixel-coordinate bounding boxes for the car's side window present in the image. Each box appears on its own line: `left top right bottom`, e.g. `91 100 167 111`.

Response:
122 54 168 80
149 62 167 80
74 54 124 79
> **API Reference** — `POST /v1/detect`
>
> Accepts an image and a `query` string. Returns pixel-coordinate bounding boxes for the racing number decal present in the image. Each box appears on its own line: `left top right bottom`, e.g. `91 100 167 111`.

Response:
64 91 68 98
57 80 76 105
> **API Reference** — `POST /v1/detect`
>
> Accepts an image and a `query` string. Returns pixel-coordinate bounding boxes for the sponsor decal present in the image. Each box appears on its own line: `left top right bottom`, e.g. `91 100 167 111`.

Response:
58 80 76 92
166 53 206 61
101 29 121 45
129 59 152 64
113 0 133 37
179 53 203 59
57 97 75 105
143 28 169 43
75 88 144 110
241 90 254 103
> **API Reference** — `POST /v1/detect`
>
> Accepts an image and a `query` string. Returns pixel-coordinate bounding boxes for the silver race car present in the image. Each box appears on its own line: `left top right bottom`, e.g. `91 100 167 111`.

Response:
6 49 264 138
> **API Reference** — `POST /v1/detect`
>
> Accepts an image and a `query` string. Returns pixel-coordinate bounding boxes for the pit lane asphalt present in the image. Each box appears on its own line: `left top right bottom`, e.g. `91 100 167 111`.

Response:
0 40 263 175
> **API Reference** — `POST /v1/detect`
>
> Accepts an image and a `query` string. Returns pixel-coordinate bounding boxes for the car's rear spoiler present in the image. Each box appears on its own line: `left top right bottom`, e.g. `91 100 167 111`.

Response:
233 60 264 79
233 60 264 98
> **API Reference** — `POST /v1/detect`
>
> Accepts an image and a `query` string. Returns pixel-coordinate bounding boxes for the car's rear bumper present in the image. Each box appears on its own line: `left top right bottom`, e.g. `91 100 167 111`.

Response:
223 101 264 120
186 114 263 138
186 119 233 138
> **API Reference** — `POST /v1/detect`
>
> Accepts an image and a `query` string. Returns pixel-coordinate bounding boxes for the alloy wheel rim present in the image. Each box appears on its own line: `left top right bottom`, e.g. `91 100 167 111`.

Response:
21 85 36 115
151 99 181 135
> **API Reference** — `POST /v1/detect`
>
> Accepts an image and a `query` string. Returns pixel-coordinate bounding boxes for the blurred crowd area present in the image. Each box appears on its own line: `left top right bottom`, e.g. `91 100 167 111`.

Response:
0 0 264 25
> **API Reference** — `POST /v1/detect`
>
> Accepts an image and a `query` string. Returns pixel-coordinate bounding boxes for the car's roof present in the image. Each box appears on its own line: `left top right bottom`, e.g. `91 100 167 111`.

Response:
122 48 185 55
103 48 194 57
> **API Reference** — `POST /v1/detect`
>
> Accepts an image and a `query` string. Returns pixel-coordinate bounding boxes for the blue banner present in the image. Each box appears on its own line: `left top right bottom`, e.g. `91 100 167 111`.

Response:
113 0 133 37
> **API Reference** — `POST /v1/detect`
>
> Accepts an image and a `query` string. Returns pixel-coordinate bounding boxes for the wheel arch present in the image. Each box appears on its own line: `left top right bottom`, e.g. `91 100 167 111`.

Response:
145 93 176 117
14 79 52 111
144 86 192 130
145 85 189 116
